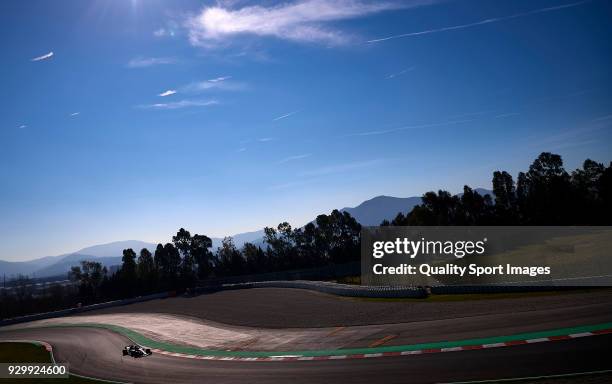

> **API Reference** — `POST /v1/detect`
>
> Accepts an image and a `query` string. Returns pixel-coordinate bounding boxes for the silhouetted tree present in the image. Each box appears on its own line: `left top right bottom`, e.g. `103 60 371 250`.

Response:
173 228 196 286
264 223 295 270
242 242 267 274
137 248 154 278
492 171 518 224
599 162 612 221
69 260 107 303
44 151 609 314
191 234 214 279
314 210 361 263
294 222 322 267
120 249 137 279
215 237 245 276
386 152 609 227
118 248 138 295
522 152 571 224
153 244 166 276
164 243 181 281
137 248 155 292
570 159 606 223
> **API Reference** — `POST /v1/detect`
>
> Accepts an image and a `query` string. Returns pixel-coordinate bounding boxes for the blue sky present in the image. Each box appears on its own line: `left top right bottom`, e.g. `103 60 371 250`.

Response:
1 0 611 261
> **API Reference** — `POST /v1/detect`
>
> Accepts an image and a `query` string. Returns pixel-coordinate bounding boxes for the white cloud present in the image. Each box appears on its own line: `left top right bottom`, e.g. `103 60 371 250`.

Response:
127 57 177 68
236 147 247 152
154 28 176 37
154 20 179 37
368 0 590 43
278 153 312 164
31 51 53 61
139 99 218 110
19 124 27 129
158 90 177 97
273 110 299 121
494 112 520 119
182 76 244 92
385 67 414 79
186 0 427 46
258 137 275 142
209 76 232 83
70 112 80 117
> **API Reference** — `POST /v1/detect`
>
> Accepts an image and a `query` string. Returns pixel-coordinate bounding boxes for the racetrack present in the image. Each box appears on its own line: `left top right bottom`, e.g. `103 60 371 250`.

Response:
4 289 612 352
1 327 611 384
2 288 612 383
3 299 612 352
77 287 612 328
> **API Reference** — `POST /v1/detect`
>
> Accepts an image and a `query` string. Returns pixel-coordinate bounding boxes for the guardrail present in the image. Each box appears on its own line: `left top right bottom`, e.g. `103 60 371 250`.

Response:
2 281 588 328
198 262 360 286
197 280 429 298
429 285 583 294
197 280 586 297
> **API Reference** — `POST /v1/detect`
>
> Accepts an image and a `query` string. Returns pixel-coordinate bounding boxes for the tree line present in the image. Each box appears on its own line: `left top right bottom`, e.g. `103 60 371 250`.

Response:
67 208 362 303
66 152 612 303
385 153 611 226
2 152 610 319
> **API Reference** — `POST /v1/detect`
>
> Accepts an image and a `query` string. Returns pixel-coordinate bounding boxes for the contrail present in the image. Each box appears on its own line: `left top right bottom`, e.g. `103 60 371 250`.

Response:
273 110 299 121
367 0 591 43
31 51 54 61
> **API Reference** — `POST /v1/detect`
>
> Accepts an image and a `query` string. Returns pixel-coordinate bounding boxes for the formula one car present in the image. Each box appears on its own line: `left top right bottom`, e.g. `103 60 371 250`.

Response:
122 345 152 358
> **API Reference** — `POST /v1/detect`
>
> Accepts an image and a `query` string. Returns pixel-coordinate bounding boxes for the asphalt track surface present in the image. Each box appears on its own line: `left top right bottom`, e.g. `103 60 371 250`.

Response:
2 289 612 383
79 288 612 328
1 327 611 384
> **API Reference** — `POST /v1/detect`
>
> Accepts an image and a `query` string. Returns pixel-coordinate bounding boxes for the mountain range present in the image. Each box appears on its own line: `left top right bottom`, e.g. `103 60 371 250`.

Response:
0 240 157 280
0 189 492 280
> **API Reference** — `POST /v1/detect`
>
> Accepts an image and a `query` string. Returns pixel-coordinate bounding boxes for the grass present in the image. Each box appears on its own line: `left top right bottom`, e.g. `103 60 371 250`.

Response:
513 373 612 384
347 288 606 303
0 342 119 383
334 274 608 302
333 276 361 285
447 370 612 384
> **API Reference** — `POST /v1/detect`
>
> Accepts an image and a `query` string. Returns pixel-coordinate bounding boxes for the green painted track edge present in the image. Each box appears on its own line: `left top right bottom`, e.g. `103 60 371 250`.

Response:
2 321 611 358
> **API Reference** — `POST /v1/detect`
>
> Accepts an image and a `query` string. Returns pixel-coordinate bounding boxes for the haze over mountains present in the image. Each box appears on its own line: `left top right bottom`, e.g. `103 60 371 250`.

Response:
341 188 491 226
0 189 492 280
0 240 157 279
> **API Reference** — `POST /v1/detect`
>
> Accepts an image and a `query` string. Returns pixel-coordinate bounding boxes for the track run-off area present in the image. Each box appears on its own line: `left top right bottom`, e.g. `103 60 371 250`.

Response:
1 288 612 383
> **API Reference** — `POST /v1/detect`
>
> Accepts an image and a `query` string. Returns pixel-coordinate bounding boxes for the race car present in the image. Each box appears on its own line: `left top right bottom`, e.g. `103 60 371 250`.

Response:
122 345 152 358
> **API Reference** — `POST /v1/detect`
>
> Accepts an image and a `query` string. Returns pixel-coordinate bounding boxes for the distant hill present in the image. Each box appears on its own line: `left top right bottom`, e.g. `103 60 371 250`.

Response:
74 240 156 258
0 240 156 280
239 188 493 245
211 230 266 250
0 255 62 277
0 189 493 280
341 188 493 226
471 188 494 197
341 195 422 226
32 254 123 278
